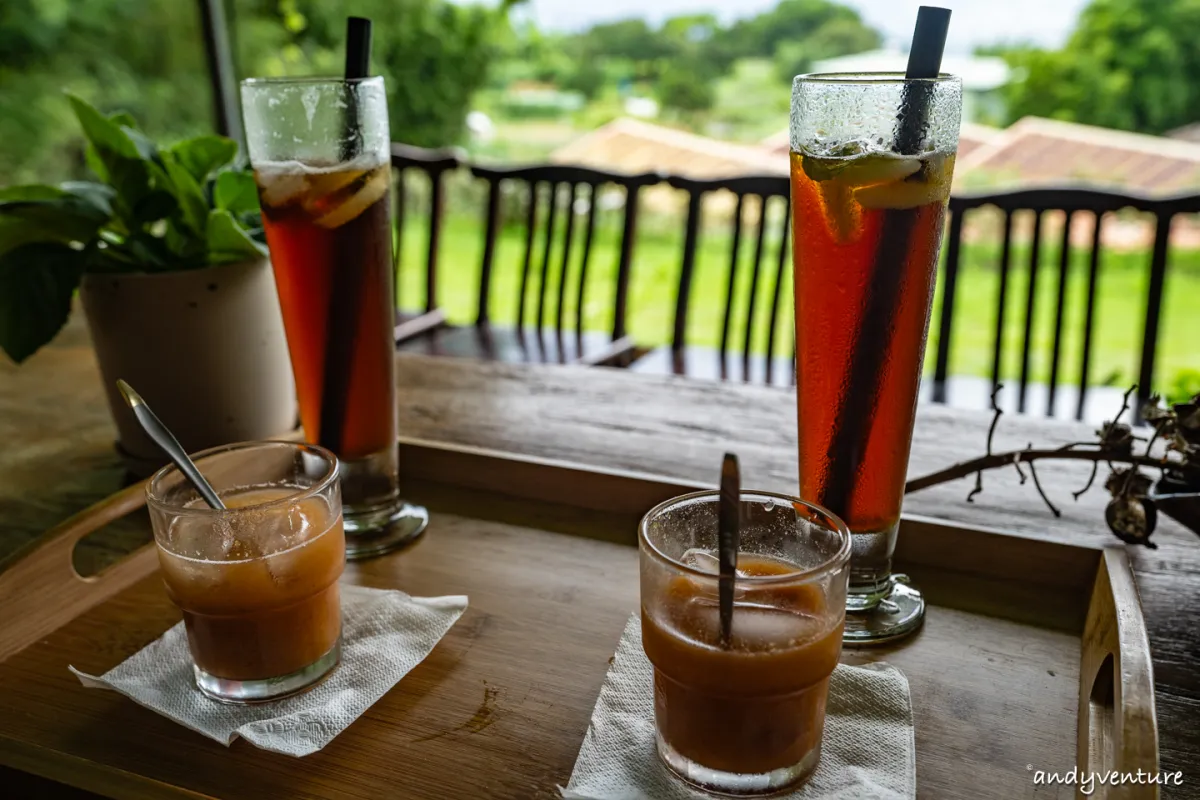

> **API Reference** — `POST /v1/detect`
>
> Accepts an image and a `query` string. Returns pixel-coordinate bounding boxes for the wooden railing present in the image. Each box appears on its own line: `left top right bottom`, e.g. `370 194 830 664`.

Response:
391 144 1188 420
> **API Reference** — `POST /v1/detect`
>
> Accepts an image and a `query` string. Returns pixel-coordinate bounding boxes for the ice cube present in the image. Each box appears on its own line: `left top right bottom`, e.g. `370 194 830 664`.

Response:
255 165 309 210
304 167 368 205
679 548 756 577
730 605 825 649
313 166 389 229
252 506 300 557
680 548 721 574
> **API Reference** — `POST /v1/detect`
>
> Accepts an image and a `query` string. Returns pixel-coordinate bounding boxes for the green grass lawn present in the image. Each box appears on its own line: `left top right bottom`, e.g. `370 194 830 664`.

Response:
398 208 1200 396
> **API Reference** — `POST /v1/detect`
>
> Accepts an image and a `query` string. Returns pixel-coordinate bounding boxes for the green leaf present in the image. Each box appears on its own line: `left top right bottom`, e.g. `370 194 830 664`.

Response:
60 182 116 218
0 183 113 256
67 95 139 160
206 209 266 264
109 111 138 129
168 136 238 184
115 232 173 270
122 126 160 162
164 221 207 263
0 242 84 364
129 189 178 227
84 144 109 182
160 155 208 237
67 95 152 215
214 170 261 215
0 186 71 203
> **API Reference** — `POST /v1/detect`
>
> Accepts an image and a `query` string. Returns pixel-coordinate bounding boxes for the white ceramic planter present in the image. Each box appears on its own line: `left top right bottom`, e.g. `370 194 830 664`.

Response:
80 258 297 476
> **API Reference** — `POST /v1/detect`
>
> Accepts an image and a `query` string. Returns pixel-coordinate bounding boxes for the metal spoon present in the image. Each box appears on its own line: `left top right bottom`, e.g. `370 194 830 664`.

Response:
116 380 226 510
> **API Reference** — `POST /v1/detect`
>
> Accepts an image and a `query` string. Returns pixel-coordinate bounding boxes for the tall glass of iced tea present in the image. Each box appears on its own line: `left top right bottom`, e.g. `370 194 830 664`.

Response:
240 76 427 559
640 490 851 796
147 441 344 703
790 73 961 643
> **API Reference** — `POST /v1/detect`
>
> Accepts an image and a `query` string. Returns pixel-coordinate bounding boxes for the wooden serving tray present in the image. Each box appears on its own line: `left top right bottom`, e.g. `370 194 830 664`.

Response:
0 438 1159 800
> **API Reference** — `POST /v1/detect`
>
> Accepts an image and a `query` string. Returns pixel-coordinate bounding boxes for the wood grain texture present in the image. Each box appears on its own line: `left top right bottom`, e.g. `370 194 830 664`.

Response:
0 456 1139 800
2 317 1198 796
1077 549 1160 800
0 480 155 663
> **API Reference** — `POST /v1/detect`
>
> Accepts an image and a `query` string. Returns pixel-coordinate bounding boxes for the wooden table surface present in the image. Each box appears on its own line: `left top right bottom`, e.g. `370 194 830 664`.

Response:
3 316 1199 797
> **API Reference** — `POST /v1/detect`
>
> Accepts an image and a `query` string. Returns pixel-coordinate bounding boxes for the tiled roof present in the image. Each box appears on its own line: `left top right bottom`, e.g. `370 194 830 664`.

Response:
550 118 786 178
553 116 1200 194
956 116 1200 193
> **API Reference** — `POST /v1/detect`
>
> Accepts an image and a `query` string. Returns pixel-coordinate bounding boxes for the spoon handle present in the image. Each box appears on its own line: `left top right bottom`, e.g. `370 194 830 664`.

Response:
116 381 226 510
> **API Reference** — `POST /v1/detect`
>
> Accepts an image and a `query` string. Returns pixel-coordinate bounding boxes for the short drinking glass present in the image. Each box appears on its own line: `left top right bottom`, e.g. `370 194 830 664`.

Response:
790 73 962 643
147 441 345 703
240 76 428 559
640 490 851 795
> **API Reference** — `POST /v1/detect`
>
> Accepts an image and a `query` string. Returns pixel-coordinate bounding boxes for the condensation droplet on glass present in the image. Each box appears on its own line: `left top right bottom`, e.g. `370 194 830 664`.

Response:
763 499 777 512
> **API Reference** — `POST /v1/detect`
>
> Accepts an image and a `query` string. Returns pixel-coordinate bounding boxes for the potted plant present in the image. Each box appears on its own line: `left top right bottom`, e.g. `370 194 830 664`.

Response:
0 96 296 476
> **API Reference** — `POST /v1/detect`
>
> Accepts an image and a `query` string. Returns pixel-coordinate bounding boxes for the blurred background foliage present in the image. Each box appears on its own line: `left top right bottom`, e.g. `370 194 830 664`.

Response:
0 0 883 184
996 0 1200 134
0 0 519 184
7 0 1200 185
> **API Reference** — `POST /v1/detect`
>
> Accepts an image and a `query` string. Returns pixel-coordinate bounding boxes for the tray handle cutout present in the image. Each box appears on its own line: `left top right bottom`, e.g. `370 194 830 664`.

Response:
1077 548 1159 800
0 481 158 663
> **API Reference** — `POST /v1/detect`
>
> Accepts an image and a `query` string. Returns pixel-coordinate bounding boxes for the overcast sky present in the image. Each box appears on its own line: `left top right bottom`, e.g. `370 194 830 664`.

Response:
516 0 1090 54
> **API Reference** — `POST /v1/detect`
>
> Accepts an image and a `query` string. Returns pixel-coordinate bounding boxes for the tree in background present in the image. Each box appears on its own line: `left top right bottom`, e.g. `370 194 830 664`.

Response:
2 0 881 183
1003 0 1200 134
0 0 517 185
709 0 880 76
773 14 882 81
0 0 214 184
562 1 877 115
654 15 722 112
238 0 520 147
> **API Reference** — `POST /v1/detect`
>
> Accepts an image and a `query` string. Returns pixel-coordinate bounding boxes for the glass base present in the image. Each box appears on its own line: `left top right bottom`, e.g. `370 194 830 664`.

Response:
656 730 820 797
843 574 925 645
344 501 429 560
194 636 341 703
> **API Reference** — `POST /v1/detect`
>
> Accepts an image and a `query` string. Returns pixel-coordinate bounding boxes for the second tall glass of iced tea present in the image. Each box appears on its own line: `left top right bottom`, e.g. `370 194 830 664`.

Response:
790 73 961 643
241 77 427 558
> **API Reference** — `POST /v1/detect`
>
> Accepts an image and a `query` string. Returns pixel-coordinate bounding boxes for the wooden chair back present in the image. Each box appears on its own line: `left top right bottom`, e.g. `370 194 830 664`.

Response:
668 174 793 385
468 163 662 344
934 187 1192 419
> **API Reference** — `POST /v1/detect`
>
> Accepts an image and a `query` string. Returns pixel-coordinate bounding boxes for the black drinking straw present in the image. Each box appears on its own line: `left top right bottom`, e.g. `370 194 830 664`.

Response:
818 7 951 520
717 453 741 648
318 17 372 455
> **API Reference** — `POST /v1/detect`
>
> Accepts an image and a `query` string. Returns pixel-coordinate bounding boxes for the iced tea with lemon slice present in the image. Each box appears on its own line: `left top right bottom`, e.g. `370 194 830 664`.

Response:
255 159 395 467
791 149 954 536
790 71 961 643
242 76 429 558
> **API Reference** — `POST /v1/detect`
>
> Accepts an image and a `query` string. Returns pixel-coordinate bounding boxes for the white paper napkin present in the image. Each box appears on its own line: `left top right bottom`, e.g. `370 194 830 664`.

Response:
562 616 915 800
70 583 467 757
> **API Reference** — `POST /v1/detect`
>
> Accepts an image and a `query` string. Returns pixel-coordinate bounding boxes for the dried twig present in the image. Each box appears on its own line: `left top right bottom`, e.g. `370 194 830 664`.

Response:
967 385 1003 503
1113 385 1134 426
1073 461 1099 500
904 446 1171 493
905 382 1199 547
1026 445 1061 517
966 471 984 503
